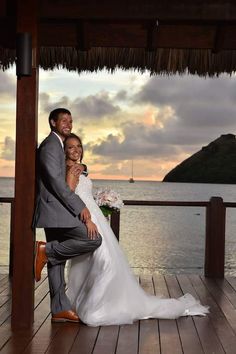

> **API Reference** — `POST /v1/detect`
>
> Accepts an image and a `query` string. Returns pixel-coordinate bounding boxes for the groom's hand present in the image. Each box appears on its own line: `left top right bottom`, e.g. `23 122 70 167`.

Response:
80 207 91 223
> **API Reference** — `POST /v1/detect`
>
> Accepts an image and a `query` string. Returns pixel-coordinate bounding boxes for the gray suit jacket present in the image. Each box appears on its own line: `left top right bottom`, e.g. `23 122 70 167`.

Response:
33 132 86 228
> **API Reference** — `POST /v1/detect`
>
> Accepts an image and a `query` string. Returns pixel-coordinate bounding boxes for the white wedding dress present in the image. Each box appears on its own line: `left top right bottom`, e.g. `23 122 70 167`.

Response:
67 175 209 326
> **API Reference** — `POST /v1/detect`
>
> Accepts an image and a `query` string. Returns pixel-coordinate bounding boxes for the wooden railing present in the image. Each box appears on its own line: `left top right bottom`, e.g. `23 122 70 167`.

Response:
110 197 236 278
1 196 236 278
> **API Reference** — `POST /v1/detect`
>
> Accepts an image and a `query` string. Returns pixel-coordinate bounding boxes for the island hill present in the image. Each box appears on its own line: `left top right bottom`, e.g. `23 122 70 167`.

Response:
163 134 236 184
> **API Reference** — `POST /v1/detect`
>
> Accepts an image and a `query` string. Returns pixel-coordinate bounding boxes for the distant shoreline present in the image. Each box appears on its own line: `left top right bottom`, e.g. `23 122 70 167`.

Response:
0 176 14 179
0 176 160 182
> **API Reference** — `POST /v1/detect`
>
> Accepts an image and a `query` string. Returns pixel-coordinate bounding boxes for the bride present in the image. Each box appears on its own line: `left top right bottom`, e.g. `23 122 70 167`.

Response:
64 133 209 326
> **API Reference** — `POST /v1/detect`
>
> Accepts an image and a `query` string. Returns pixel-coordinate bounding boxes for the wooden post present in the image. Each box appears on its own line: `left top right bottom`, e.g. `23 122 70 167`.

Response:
205 197 226 278
110 210 120 241
11 0 38 330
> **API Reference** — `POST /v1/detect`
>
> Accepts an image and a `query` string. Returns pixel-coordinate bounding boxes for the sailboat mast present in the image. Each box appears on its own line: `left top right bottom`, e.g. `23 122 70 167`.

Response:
129 160 135 183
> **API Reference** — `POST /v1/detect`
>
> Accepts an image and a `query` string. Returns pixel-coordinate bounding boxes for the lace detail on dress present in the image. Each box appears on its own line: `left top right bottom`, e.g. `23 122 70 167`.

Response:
75 176 99 215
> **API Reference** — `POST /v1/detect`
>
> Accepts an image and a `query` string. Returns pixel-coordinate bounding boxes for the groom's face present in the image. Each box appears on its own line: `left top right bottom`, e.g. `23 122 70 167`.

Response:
51 113 73 140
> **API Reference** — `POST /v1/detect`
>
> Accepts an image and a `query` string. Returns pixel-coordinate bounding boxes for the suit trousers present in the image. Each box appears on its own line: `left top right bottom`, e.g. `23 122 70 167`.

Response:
44 225 102 314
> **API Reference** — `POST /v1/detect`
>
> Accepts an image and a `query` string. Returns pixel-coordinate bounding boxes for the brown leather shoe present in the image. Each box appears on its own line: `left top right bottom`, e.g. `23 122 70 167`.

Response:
51 310 80 323
34 241 47 282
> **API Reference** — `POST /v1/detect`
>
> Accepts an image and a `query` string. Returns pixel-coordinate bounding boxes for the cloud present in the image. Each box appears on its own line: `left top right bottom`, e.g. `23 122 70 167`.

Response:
39 91 121 122
39 93 69 114
90 122 183 161
133 74 236 129
0 72 15 98
0 136 15 160
114 90 128 101
72 91 120 118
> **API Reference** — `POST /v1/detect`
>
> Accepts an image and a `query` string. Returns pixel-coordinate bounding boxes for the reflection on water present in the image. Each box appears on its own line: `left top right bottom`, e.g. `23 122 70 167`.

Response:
0 178 236 275
120 205 205 275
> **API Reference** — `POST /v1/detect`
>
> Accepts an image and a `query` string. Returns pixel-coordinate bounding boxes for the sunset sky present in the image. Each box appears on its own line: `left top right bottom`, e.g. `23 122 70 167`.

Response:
0 67 236 180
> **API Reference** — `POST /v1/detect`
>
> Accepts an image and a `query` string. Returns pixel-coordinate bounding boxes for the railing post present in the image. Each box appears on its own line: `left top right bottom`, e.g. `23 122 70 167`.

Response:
205 197 226 278
110 210 120 241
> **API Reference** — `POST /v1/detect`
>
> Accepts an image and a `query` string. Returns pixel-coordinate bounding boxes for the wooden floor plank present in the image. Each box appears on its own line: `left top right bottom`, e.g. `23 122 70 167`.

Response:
0 295 10 308
0 298 11 326
0 324 12 351
0 276 11 309
69 325 99 354
215 277 236 308
32 292 51 329
177 275 200 300
177 317 204 354
201 276 236 330
193 316 225 354
44 323 79 354
140 274 155 295
188 275 236 354
116 323 139 354
226 276 236 292
200 276 236 352
166 275 204 354
139 275 160 354
159 319 183 354
0 292 51 353
34 278 50 308
92 325 119 354
139 320 160 354
153 275 181 353
0 277 10 295
165 275 183 298
22 318 60 354
188 275 223 319
188 275 226 353
0 282 11 297
152 274 169 298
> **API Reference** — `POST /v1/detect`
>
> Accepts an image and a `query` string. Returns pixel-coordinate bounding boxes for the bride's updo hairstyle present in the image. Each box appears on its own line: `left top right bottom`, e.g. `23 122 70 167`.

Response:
64 133 84 162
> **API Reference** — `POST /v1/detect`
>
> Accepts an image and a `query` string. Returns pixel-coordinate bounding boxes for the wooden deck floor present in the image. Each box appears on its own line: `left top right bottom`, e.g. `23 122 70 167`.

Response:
1 273 236 353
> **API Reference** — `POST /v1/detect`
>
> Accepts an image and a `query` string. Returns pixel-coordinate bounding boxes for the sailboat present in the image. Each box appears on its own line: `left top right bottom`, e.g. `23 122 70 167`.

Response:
129 160 135 183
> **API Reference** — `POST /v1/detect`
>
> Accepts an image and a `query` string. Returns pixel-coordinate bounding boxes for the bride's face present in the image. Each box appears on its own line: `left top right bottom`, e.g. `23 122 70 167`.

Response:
65 137 83 162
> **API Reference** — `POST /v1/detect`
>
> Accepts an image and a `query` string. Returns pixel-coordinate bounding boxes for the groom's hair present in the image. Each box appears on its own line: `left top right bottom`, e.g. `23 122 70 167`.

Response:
48 108 71 129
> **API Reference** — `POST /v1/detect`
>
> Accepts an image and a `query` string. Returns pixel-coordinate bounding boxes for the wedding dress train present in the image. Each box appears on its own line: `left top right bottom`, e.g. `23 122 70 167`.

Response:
67 176 209 326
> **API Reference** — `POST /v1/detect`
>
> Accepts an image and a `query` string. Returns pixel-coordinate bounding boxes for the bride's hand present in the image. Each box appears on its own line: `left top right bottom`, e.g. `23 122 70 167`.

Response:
66 164 82 191
80 207 91 223
85 220 99 239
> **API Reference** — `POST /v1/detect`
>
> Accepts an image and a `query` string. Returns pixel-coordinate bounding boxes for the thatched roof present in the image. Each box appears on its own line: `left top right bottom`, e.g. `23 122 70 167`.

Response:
1 47 236 77
1 0 236 76
39 47 236 76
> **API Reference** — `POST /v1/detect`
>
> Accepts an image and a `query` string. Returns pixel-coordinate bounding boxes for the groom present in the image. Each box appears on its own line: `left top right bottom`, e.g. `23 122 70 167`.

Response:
33 108 102 323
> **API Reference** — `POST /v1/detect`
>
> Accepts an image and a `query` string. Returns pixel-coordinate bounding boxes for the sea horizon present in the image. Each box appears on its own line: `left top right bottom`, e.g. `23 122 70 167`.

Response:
2 175 236 185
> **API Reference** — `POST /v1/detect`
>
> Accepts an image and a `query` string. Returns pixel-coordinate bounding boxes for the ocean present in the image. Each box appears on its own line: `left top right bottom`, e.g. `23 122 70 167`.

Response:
1 177 236 275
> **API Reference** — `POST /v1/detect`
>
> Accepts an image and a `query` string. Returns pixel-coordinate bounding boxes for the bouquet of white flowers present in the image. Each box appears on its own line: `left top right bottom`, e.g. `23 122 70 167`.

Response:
93 187 124 217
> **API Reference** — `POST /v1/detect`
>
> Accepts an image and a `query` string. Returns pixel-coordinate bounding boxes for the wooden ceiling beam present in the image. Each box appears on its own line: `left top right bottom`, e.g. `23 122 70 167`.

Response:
146 21 158 52
38 22 236 50
39 0 236 21
77 21 90 51
1 17 236 51
212 25 225 53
